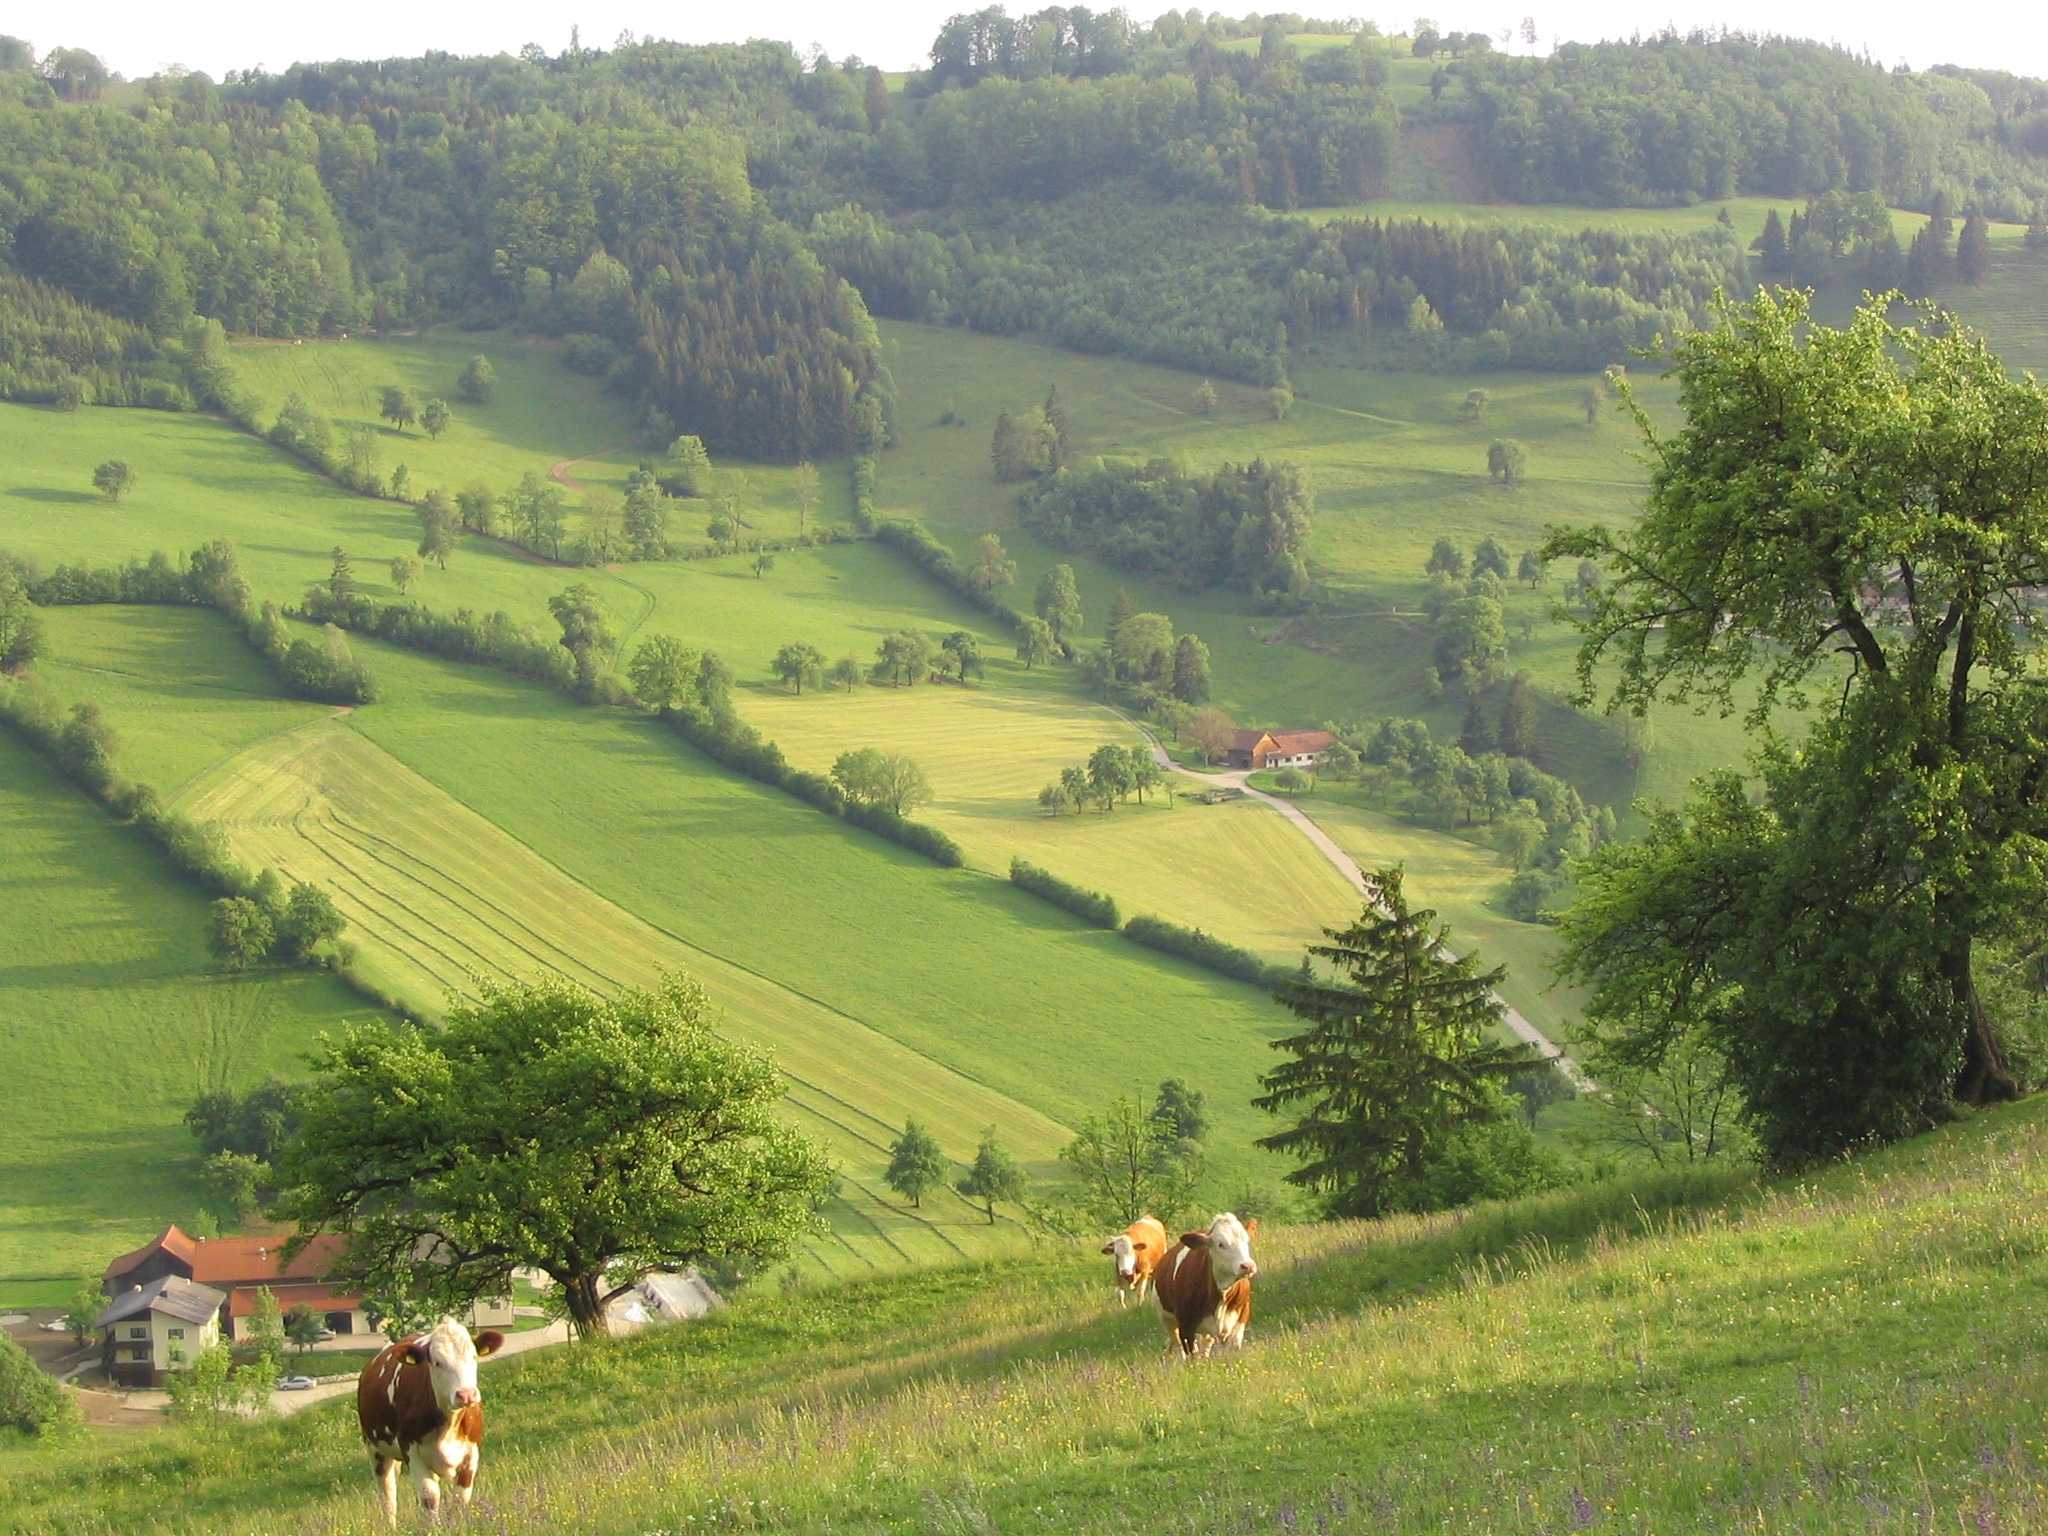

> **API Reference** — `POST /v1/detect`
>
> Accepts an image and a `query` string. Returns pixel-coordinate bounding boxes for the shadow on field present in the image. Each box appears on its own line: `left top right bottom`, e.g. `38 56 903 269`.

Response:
7 486 99 504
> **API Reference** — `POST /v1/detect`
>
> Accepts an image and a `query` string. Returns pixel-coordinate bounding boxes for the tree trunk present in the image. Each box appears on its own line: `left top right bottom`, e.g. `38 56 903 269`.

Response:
1947 942 2018 1106
562 1272 610 1337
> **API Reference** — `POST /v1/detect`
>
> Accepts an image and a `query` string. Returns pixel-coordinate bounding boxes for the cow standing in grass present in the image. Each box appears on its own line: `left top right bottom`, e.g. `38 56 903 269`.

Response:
357 1318 505 1525
1101 1216 1169 1306
1154 1213 1259 1357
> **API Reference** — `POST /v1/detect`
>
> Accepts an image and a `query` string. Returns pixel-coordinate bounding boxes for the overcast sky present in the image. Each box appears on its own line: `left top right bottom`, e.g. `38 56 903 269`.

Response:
14 0 2047 84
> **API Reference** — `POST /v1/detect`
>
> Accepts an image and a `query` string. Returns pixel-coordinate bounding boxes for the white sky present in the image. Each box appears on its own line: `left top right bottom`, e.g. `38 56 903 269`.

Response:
12 0 2048 84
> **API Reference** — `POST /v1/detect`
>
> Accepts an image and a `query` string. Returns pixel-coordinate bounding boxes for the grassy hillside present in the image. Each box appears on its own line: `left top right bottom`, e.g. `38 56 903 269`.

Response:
12 1097 2048 1533
226 332 853 543
0 723 375 1298
748 682 1360 963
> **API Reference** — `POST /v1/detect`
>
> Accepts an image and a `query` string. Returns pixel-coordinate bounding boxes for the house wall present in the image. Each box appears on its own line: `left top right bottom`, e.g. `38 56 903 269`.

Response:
152 1310 217 1374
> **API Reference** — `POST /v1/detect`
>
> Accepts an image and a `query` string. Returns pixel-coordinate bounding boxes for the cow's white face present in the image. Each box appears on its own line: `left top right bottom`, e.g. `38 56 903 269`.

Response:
1205 1212 1258 1288
1101 1233 1138 1284
407 1319 502 1412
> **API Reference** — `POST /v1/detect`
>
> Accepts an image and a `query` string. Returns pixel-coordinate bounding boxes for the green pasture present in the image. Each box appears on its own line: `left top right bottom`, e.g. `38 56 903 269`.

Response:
171 710 1071 1275
11 1094 2048 1534
33 607 333 794
872 318 1744 812
0 719 376 1286
225 331 854 544
320 640 1300 1191
746 681 1361 962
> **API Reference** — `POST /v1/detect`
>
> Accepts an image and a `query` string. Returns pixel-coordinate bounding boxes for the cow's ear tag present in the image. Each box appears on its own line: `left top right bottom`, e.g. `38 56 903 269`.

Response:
473 1330 506 1357
404 1340 431 1365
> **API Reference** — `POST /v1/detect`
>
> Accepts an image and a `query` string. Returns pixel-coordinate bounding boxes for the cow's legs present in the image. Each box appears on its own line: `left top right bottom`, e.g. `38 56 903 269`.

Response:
411 1449 443 1520
373 1455 401 1528
455 1446 480 1508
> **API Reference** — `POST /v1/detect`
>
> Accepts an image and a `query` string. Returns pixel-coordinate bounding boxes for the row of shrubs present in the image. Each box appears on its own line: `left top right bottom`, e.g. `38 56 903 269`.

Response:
1006 859 1295 990
874 517 1029 635
15 542 377 704
295 586 966 869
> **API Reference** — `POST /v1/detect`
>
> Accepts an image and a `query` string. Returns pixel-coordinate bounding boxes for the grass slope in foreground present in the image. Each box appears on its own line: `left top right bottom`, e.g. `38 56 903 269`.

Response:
0 724 374 1296
12 1098 2048 1532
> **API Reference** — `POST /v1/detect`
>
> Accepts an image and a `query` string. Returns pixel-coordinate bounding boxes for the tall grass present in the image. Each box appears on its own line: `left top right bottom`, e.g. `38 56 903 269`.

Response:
12 1102 2048 1534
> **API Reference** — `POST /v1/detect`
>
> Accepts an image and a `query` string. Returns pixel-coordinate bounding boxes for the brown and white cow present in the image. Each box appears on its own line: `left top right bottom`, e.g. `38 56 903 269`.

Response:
1153 1212 1259 1357
1100 1216 1169 1306
357 1317 505 1526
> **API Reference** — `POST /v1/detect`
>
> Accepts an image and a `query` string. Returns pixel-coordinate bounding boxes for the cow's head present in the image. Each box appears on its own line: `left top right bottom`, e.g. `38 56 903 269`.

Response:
404 1319 505 1412
1178 1213 1259 1288
1100 1233 1140 1286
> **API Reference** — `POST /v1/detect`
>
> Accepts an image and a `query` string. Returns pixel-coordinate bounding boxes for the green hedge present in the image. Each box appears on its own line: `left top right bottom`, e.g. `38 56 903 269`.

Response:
1122 913 1292 990
1009 857 1119 929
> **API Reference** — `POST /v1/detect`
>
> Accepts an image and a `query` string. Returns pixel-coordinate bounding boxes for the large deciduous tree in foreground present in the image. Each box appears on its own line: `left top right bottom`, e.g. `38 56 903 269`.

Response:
276 976 832 1336
1548 291 2048 1168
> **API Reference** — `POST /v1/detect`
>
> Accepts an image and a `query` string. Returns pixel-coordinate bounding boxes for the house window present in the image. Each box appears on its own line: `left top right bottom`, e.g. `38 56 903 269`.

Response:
168 1328 184 1339
129 1326 147 1339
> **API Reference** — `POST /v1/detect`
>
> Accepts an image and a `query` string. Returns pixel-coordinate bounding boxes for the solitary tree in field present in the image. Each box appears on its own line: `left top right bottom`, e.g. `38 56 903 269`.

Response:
1015 617 1056 670
955 1131 1027 1223
771 642 826 694
1460 387 1491 425
326 547 354 602
420 398 452 440
967 533 1017 599
1487 439 1528 486
0 568 45 673
1425 536 1464 579
276 976 832 1337
872 629 932 686
791 460 818 536
938 630 983 684
1035 564 1083 645
455 482 497 534
388 554 421 595
208 898 274 972
1188 706 1237 765
751 553 776 579
1059 1098 1201 1229
278 881 346 962
627 635 701 710
1517 549 1546 587
1472 535 1511 580
1956 210 1991 285
379 386 419 433
92 459 134 502
884 1121 946 1207
457 355 496 404
1549 291 2048 1164
1256 868 1524 1216
832 747 934 816
1192 379 1218 415
829 655 864 693
1152 1079 1209 1143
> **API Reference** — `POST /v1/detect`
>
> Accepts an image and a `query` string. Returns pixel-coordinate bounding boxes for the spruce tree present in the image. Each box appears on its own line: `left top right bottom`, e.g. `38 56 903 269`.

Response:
1459 694 1493 756
1956 211 1991 286
1906 217 1948 295
1497 672 1539 759
327 547 354 602
1106 587 1136 639
1255 868 1524 1216
1753 208 1788 273
1042 385 1072 471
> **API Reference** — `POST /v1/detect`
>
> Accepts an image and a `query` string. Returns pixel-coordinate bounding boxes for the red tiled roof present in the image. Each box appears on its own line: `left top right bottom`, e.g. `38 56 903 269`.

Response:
191 1233 351 1287
1265 730 1333 753
102 1224 199 1281
225 1282 363 1318
1231 729 1273 751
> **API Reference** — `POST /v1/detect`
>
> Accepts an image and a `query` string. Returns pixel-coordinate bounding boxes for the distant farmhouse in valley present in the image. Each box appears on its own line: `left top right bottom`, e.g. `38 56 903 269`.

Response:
95 1225 513 1386
1226 728 1333 771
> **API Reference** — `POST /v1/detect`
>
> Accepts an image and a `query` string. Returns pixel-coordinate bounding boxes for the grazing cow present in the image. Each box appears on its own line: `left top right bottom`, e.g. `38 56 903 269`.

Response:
1153 1213 1259 1357
356 1318 506 1525
1100 1216 1169 1306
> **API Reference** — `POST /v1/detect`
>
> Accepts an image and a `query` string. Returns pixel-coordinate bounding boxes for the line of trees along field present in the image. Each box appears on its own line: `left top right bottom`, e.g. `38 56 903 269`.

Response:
4 22 2047 452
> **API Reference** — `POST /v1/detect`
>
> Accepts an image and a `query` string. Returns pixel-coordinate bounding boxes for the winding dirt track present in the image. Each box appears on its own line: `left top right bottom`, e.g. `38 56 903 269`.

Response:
1112 710 1590 1086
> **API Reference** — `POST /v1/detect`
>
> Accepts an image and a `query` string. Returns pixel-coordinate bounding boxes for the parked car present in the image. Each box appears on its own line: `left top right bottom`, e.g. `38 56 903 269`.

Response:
277 1376 317 1391
37 1319 69 1332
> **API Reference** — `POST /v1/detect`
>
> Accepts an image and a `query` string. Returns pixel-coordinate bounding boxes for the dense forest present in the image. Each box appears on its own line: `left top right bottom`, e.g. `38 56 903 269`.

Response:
1 15 2045 451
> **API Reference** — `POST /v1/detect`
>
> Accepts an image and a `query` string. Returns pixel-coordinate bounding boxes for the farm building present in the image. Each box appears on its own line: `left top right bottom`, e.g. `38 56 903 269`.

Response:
94 1275 227 1388
1226 729 1333 771
100 1226 512 1341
